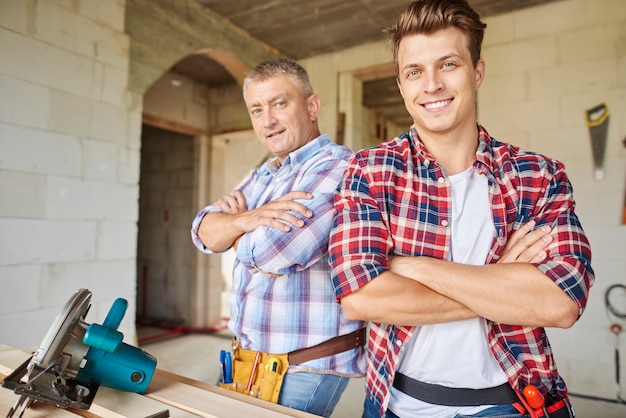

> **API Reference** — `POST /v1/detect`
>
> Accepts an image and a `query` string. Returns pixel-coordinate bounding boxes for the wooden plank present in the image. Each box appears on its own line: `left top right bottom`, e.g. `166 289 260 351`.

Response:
0 392 81 417
0 347 184 418
149 370 316 417
0 347 33 375
0 346 316 418
147 372 283 418
90 389 177 418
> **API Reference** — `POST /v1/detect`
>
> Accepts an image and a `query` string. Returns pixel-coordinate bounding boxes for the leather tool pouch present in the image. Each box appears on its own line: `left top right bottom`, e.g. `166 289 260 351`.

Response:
219 328 365 403
219 343 289 403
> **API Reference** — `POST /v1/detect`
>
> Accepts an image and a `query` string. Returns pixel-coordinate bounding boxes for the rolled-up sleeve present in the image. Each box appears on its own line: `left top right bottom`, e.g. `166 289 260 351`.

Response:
190 176 255 254
190 207 215 253
532 163 594 316
329 153 392 300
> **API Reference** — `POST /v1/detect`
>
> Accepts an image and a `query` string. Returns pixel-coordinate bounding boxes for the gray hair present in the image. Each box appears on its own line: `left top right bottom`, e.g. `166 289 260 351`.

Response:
243 58 314 101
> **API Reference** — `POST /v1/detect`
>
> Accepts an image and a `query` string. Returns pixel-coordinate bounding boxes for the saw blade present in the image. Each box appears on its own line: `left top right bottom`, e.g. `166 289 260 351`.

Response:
31 289 92 371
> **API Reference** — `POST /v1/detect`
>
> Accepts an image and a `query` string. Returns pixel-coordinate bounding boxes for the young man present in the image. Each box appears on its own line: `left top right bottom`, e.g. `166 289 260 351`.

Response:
328 1 594 417
191 58 365 417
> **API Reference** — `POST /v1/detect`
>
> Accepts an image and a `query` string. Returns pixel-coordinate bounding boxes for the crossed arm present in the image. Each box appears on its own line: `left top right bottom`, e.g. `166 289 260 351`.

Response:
197 190 313 253
339 220 579 329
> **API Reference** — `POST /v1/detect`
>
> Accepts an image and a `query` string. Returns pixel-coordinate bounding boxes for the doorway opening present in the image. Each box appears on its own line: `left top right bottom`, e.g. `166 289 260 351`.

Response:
136 124 196 330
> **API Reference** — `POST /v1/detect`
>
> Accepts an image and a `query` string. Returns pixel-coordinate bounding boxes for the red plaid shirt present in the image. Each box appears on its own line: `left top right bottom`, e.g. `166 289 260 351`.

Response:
329 125 594 415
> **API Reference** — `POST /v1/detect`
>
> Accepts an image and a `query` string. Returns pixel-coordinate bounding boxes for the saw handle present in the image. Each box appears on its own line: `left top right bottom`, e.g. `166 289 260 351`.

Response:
585 102 609 127
83 323 123 352
83 298 127 352
102 298 127 329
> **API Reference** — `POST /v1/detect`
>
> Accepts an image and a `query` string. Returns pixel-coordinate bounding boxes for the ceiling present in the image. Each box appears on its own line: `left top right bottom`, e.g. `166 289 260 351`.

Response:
173 0 563 127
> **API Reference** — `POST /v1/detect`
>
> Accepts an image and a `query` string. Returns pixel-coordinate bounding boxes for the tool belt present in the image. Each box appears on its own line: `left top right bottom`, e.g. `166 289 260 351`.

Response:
393 373 574 418
512 398 574 418
220 328 365 403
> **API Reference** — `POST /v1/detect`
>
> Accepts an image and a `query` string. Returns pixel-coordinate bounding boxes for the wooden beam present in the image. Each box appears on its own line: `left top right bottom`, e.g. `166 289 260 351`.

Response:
142 113 207 137
351 62 396 82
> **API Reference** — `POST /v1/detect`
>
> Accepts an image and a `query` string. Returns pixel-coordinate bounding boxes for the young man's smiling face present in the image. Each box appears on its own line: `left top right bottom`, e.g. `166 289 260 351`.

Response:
244 74 321 163
396 26 485 143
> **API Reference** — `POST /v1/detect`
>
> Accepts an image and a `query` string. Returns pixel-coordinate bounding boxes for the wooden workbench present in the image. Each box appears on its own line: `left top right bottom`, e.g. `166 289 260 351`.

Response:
0 345 316 417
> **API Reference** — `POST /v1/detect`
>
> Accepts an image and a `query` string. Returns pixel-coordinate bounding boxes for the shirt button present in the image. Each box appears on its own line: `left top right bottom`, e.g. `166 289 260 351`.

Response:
396 340 402 347
424 159 430 167
441 220 449 227
438 177 445 184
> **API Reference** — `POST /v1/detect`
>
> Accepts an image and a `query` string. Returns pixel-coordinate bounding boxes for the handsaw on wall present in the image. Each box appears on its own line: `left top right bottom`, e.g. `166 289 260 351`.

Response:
585 102 610 181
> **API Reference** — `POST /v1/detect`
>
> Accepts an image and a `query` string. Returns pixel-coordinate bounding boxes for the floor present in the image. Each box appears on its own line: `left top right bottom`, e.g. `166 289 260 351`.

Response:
139 328 626 418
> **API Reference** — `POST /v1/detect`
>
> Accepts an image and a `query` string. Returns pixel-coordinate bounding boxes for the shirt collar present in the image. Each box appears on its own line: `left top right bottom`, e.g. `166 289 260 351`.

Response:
407 124 495 173
258 134 330 176
474 125 495 174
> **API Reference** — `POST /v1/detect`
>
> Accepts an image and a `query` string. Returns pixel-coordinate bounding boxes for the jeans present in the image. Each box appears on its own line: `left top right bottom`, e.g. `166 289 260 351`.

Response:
362 395 385 418
363 395 526 418
278 371 350 417
454 404 525 417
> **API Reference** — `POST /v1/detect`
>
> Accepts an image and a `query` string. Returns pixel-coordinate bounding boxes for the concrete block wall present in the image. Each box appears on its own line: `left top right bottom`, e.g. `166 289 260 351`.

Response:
143 71 210 130
302 41 392 148
478 0 626 400
211 130 268 319
208 84 251 134
0 0 140 347
136 125 195 322
143 70 250 135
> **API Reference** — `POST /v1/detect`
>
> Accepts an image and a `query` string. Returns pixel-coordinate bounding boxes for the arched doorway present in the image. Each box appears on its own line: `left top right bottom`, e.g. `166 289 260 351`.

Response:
135 53 250 342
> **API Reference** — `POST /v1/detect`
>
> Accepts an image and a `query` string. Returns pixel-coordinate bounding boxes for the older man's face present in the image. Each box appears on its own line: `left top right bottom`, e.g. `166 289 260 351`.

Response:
245 75 321 163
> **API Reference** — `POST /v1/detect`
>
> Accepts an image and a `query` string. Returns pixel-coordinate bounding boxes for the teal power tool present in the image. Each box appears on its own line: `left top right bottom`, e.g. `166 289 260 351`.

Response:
2 289 157 417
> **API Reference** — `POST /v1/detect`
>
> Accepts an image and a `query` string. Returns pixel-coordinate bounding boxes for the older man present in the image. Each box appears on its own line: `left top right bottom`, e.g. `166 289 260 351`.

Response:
191 58 365 417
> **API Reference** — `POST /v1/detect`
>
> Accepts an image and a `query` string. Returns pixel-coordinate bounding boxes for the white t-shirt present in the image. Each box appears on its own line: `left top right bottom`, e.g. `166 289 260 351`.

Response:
388 167 508 418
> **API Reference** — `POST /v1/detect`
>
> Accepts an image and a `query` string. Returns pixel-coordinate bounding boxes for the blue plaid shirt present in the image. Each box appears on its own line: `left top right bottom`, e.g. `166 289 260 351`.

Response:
192 134 365 376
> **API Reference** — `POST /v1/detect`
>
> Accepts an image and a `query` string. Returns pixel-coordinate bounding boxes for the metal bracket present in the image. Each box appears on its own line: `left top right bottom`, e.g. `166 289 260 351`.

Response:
2 356 98 413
